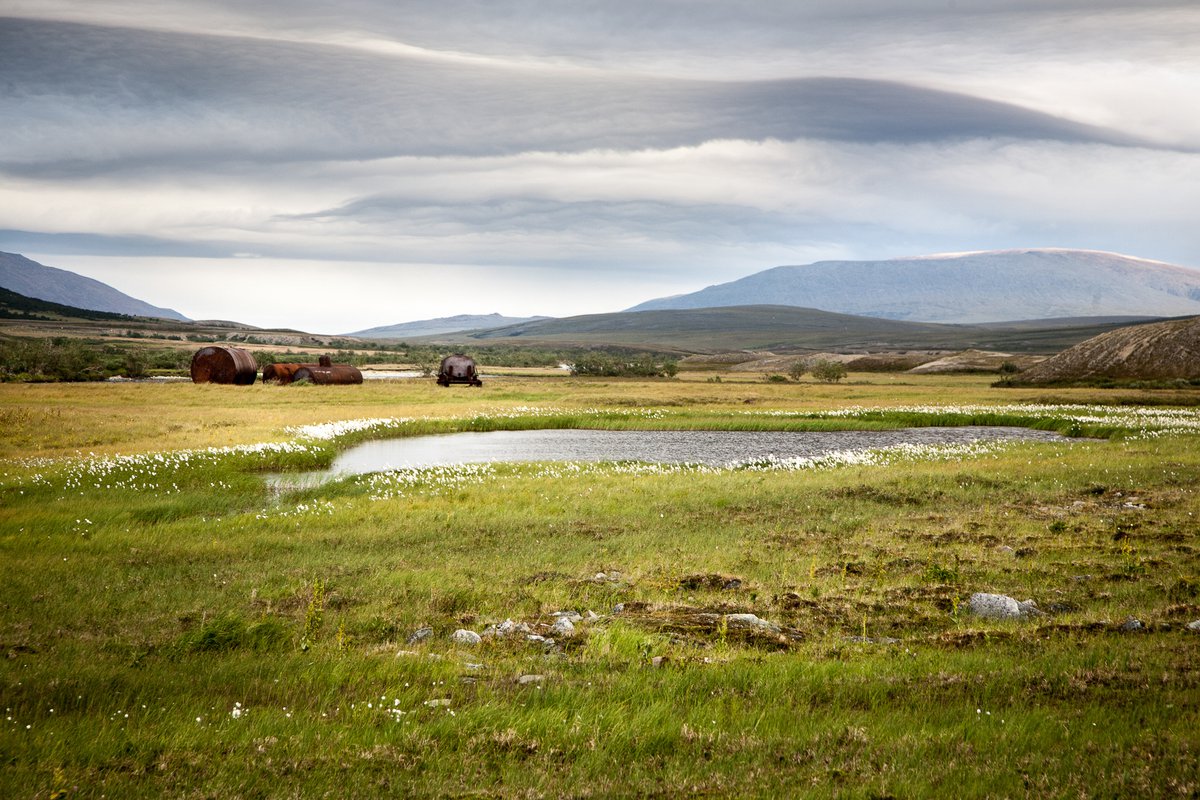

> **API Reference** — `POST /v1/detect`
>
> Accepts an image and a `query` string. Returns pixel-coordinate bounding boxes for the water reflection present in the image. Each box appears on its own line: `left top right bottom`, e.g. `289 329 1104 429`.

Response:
266 426 1062 490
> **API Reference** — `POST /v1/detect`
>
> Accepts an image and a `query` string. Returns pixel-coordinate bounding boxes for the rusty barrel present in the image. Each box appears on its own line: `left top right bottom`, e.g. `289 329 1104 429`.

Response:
291 365 363 385
437 354 482 387
262 363 311 385
190 345 257 385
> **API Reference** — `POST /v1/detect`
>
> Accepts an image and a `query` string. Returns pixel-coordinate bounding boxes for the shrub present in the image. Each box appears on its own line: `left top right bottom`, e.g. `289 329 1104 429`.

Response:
810 360 848 383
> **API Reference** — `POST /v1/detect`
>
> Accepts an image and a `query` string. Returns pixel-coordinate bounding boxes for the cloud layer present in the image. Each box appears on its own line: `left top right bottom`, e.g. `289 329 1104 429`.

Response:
1 3 1198 331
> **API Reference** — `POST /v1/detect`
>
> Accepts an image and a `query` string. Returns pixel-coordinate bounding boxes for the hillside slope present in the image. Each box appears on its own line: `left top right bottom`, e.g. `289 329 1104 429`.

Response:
0 252 188 321
627 250 1200 323
1012 316 1200 383
449 305 1151 354
348 313 550 339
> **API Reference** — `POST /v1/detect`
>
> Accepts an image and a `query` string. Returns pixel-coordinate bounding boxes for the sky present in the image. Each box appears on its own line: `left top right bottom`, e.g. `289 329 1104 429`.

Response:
1 1 1198 333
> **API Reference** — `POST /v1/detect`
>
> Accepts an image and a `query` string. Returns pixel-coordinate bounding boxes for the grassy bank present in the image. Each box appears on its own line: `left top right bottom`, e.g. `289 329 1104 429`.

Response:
1 378 1198 797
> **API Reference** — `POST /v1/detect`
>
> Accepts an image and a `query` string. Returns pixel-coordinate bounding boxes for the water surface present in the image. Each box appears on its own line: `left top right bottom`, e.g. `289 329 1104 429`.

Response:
269 426 1062 489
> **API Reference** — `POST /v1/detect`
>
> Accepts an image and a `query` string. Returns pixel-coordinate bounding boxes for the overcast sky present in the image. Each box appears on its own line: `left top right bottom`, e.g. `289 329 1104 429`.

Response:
2 1 1198 333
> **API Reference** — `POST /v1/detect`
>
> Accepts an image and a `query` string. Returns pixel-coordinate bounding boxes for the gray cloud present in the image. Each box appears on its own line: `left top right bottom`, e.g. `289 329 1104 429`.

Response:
0 16 1157 180
1 3 1197 329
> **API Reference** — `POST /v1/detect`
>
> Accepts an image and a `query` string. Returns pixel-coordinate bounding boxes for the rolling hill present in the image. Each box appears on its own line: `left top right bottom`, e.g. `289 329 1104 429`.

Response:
0 251 189 321
347 313 551 339
1010 316 1200 384
438 305 1159 354
627 249 1200 323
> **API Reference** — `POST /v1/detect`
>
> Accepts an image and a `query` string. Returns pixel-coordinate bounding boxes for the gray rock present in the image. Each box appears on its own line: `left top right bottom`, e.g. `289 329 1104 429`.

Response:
406 627 433 644
651 655 670 668
613 603 625 614
552 611 582 623
424 698 452 707
1120 617 1145 632
515 674 545 685
1186 620 1200 632
550 617 577 637
723 613 781 633
968 593 1023 619
482 618 527 639
450 629 482 646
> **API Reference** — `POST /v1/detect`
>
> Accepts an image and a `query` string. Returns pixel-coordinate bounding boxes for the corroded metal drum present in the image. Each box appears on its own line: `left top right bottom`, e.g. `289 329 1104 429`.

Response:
262 363 310 384
190 346 257 385
291 365 364 385
437 354 482 387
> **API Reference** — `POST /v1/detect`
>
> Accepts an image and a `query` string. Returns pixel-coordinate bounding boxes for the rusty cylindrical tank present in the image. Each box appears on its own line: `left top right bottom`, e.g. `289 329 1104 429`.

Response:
262 363 311 384
291 365 364 385
263 356 339 385
190 345 257 385
437 354 483 387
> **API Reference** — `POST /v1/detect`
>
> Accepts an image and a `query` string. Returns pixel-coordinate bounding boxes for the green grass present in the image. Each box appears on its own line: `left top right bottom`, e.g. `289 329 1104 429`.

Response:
2 380 1199 797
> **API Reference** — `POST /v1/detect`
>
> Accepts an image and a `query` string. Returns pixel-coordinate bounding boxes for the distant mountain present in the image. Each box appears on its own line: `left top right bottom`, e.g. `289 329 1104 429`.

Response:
456 305 1150 354
0 285 136 322
347 313 551 339
0 252 189 321
627 250 1200 323
1011 316 1200 384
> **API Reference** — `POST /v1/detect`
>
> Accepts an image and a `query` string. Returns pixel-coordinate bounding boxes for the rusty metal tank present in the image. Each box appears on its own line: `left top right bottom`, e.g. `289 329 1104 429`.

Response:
437 354 482 387
291 364 364 385
190 345 257 385
264 356 342 385
262 362 320 384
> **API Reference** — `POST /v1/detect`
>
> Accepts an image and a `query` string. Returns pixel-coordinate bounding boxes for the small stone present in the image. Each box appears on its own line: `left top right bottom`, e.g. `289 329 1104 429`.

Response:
515 674 545 686
406 627 433 644
586 610 600 621
997 546 1016 556
424 698 451 708
968 593 1023 619
450 629 482 646
651 656 669 668
1186 620 1200 632
722 578 743 590
550 617 576 637
593 572 608 581
613 603 625 614
526 634 546 643
1120 617 1145 632
483 619 518 639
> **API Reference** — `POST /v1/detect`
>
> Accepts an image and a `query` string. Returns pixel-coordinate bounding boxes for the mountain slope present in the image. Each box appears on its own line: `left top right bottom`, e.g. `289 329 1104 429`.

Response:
0 285 137 322
627 250 1200 323
348 313 550 339
1011 316 1200 383
452 305 1148 354
0 252 188 321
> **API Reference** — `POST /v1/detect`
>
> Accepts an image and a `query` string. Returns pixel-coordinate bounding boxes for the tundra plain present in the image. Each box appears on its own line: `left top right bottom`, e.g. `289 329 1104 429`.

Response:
1 374 1198 798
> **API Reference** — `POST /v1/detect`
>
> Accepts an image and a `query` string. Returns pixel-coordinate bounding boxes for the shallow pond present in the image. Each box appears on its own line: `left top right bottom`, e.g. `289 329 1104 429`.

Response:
268 426 1063 489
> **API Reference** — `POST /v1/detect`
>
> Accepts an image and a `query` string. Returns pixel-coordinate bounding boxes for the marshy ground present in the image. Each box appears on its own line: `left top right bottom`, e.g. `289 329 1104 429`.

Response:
1 375 1198 797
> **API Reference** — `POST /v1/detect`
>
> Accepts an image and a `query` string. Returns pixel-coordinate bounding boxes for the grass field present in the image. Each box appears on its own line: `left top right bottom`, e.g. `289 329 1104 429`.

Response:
2 375 1198 798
